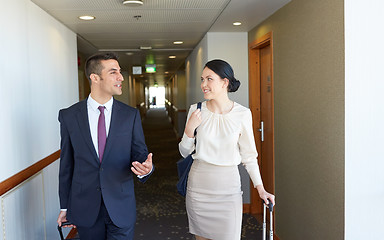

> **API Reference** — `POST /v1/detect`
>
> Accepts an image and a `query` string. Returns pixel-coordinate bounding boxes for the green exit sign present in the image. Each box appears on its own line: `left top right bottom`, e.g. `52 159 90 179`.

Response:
145 64 156 73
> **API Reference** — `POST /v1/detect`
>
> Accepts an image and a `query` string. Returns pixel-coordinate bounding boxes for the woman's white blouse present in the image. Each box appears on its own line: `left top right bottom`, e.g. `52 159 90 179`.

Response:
179 101 263 187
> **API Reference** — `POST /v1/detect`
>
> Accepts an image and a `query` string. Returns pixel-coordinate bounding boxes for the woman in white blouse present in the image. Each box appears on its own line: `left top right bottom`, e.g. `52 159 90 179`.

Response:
179 59 275 240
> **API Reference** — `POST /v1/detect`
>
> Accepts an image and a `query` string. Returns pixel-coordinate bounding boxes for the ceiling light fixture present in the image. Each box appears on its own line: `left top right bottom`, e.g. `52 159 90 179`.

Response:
140 46 152 50
233 22 242 26
173 41 183 45
169 55 176 59
79 15 95 20
122 0 143 6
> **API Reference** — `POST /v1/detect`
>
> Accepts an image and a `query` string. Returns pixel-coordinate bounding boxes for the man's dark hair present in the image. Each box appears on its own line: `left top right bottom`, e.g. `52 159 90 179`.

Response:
85 52 119 85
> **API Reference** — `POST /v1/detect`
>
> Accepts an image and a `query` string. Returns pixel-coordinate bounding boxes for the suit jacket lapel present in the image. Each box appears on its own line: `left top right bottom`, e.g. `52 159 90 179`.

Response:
102 100 121 162
76 100 99 162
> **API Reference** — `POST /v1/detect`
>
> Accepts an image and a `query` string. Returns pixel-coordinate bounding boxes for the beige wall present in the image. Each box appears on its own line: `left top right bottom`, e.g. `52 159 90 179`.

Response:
248 0 344 239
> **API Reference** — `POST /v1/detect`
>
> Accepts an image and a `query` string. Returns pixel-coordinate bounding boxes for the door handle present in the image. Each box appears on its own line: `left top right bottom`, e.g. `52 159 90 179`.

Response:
258 121 264 142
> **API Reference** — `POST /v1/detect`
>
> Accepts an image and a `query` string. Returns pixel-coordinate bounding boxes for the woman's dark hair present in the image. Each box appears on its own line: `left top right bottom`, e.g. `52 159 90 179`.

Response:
204 59 240 92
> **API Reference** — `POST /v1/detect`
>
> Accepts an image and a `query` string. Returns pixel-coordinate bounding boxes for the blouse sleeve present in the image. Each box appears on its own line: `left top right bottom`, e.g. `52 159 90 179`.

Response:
178 104 196 158
239 110 263 187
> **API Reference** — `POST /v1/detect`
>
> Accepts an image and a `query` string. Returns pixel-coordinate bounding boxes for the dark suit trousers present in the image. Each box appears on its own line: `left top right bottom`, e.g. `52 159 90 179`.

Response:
76 198 134 240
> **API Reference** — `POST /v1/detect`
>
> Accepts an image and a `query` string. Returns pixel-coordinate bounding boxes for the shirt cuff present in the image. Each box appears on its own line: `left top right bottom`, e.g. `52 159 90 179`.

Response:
181 132 195 148
60 209 67 212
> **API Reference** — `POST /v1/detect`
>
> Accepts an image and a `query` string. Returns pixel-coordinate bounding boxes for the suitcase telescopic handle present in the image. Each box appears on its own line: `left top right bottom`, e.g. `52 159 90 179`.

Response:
262 200 274 240
263 200 274 212
61 221 73 227
57 221 73 240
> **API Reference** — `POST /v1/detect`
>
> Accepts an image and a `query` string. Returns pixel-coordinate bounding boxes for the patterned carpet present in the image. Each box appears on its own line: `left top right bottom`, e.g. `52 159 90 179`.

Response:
134 107 264 240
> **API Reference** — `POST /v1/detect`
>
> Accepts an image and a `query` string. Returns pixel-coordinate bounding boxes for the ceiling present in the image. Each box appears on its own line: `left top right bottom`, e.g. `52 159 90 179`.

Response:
31 0 290 86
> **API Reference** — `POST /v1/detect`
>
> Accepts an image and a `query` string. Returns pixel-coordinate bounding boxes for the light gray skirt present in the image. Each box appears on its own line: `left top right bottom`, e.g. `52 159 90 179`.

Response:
186 160 243 240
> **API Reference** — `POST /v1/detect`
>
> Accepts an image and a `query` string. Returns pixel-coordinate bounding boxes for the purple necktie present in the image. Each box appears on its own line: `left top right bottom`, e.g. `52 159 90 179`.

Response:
98 106 106 162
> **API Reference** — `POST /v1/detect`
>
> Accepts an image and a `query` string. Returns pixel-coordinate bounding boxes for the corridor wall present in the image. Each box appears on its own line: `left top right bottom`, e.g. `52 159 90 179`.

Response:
185 35 208 107
0 0 78 239
168 69 187 138
248 0 344 239
345 0 384 238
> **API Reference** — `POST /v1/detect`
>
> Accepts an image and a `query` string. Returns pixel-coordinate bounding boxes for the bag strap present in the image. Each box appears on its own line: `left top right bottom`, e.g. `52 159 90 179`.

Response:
192 102 202 154
193 102 202 136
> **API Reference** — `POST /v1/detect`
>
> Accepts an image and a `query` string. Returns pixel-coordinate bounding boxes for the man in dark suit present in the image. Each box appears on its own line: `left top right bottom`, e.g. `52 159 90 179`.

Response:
57 52 153 240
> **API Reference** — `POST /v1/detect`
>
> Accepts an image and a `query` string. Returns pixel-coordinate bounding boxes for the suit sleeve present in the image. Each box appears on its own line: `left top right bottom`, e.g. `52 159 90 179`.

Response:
58 110 74 209
130 109 153 182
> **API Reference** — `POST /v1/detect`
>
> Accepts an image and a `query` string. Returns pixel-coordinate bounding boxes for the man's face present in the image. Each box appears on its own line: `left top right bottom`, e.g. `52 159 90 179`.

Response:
97 59 124 97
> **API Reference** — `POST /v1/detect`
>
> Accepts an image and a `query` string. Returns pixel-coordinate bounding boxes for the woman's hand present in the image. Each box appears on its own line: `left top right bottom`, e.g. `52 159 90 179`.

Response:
256 185 275 206
184 108 202 138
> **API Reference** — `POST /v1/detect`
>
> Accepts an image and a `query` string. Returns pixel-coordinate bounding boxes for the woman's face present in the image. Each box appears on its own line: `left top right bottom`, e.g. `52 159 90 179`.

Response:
200 67 228 100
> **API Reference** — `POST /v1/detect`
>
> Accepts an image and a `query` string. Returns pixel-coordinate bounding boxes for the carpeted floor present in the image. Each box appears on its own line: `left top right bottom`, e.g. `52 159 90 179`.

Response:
134 107 264 240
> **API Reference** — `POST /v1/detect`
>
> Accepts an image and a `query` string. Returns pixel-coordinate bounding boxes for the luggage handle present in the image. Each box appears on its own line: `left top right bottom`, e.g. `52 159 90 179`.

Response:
262 200 274 240
263 200 274 212
57 221 73 240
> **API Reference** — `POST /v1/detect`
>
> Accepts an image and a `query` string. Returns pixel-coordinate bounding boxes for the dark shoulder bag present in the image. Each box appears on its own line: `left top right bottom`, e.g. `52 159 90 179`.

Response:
176 102 202 197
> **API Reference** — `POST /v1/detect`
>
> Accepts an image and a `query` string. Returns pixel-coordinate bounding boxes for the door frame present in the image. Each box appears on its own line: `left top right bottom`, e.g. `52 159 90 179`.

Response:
248 31 275 215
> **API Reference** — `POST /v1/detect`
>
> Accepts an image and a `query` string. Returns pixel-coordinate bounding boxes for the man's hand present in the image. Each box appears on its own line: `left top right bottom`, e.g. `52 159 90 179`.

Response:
131 153 153 176
57 211 76 228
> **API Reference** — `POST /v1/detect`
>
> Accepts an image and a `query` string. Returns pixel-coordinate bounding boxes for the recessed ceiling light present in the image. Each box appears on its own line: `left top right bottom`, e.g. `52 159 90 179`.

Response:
173 41 183 45
79 15 95 20
140 46 152 50
123 0 143 6
169 55 176 59
125 52 134 56
233 22 242 26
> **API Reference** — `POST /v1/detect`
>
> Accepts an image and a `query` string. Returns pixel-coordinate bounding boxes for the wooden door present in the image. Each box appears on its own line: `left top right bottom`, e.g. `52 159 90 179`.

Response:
248 32 275 217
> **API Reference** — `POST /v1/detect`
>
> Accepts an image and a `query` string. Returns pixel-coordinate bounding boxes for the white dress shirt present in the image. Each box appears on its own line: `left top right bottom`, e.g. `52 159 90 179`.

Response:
87 95 113 157
179 101 263 187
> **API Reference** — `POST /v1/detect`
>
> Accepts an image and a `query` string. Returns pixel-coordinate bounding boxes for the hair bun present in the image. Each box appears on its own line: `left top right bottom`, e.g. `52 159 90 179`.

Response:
204 59 241 92
229 79 240 92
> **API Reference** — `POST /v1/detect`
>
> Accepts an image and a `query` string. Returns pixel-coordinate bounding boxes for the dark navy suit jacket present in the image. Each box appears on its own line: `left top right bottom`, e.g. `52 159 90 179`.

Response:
58 99 152 228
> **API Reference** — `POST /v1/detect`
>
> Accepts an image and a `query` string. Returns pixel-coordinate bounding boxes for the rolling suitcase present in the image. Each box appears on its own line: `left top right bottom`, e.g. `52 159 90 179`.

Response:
263 201 274 240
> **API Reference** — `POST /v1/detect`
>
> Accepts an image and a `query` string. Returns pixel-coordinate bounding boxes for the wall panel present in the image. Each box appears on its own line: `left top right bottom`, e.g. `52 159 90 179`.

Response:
0 0 78 182
2 174 45 240
345 0 384 238
43 160 62 240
